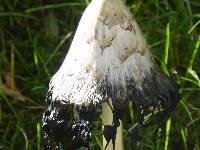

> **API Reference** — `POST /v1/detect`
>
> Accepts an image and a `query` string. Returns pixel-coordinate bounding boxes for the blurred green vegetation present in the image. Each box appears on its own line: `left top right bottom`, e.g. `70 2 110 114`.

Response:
0 0 199 149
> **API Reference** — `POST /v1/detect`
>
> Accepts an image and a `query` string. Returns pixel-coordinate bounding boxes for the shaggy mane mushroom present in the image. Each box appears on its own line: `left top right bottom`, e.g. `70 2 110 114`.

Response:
42 0 180 149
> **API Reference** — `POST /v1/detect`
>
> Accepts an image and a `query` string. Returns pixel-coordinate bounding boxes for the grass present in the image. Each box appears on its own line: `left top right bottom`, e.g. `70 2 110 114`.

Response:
0 0 200 149
37 122 41 150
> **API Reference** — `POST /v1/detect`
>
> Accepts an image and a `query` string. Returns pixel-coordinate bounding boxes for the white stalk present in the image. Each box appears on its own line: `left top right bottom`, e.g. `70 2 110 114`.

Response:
102 100 124 150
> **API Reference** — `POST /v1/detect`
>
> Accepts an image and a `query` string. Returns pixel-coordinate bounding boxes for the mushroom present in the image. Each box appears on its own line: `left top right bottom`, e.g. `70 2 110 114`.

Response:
42 0 180 149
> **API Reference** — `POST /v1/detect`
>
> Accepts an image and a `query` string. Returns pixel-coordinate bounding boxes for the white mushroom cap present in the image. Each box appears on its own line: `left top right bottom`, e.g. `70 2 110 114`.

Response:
48 0 155 106
43 0 179 149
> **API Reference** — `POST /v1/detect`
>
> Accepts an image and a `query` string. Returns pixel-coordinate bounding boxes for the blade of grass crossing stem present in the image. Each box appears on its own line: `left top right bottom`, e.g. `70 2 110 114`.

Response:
164 118 171 150
180 127 188 150
128 113 156 133
164 23 170 66
37 123 41 150
95 135 103 150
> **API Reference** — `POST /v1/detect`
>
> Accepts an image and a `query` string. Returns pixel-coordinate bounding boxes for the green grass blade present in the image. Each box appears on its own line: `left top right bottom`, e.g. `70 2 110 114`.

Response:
95 135 103 150
37 122 41 150
38 52 51 79
85 0 90 5
180 100 193 121
0 12 37 19
179 99 200 148
164 23 170 66
25 2 86 13
180 127 188 150
10 123 20 149
153 54 169 76
187 69 200 86
187 35 200 71
129 101 134 124
188 20 200 34
180 76 200 87
46 32 72 66
164 118 171 150
184 0 192 16
20 128 29 150
33 37 39 71
156 128 161 150
183 35 200 87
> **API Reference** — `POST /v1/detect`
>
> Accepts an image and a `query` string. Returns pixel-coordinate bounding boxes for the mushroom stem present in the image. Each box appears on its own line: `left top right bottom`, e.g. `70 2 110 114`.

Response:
102 99 124 150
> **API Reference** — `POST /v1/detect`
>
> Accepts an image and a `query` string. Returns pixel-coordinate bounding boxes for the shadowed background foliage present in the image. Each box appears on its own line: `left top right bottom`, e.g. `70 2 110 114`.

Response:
0 0 199 149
